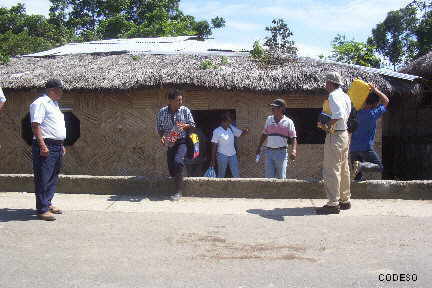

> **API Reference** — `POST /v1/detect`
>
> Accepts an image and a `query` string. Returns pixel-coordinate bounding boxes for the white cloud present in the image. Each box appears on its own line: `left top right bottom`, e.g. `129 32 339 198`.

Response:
257 0 413 32
228 21 263 32
1 0 50 16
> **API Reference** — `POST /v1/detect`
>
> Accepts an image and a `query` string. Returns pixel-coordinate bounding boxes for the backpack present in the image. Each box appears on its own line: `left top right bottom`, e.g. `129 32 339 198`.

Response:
347 102 358 133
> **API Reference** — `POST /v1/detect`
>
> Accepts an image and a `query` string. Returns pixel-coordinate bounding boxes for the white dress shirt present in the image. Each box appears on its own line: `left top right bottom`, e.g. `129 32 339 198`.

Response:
328 88 352 131
211 125 243 156
30 95 66 140
0 87 6 103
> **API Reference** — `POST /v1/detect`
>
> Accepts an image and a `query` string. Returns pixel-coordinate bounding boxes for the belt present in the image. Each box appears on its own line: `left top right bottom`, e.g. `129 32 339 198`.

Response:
334 130 347 132
265 146 287 150
43 139 64 145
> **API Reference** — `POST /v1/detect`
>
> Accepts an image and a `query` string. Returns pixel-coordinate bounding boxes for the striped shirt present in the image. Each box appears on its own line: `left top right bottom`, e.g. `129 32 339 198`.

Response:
263 115 296 148
156 106 195 139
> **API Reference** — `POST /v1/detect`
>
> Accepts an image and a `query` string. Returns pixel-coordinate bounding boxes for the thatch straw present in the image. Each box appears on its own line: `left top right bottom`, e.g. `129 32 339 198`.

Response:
400 51 432 79
0 54 416 94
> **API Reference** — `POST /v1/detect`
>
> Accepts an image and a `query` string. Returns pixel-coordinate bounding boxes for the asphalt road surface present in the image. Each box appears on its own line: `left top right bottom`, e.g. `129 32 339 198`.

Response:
1 192 431 288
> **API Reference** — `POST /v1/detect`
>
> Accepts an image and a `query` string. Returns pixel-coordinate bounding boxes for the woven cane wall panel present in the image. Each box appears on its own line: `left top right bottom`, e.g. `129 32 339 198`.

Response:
0 89 327 180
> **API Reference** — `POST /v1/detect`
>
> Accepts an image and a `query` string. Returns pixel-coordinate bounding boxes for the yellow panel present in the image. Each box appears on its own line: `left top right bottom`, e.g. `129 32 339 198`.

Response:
348 79 371 110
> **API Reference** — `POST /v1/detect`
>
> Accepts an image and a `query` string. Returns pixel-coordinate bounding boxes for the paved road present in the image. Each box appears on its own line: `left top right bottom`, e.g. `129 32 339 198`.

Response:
1 192 431 288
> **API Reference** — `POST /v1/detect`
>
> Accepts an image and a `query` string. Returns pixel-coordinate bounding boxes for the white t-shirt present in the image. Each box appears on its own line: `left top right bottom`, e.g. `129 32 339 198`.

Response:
30 95 66 140
263 115 296 148
211 125 243 156
328 88 351 131
0 87 6 103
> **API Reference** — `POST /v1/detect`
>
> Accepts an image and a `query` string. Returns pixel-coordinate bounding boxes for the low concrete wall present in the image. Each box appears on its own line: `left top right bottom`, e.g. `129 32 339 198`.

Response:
1 174 431 200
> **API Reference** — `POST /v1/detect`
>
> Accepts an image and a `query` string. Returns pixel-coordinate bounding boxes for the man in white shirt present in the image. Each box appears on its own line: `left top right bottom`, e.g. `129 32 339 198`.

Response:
0 87 6 110
30 79 67 221
256 99 297 179
210 113 248 177
316 72 352 214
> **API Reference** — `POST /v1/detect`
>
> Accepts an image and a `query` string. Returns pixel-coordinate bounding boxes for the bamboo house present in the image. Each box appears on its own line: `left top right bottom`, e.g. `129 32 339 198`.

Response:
0 37 421 180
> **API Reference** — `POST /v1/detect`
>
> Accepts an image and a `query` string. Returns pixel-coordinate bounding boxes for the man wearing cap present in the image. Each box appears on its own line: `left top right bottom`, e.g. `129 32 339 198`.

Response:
0 87 6 110
30 79 66 221
317 72 352 214
256 99 297 179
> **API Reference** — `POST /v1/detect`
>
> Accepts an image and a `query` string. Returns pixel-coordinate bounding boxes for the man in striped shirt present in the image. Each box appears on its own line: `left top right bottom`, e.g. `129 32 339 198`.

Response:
256 99 297 179
156 89 195 201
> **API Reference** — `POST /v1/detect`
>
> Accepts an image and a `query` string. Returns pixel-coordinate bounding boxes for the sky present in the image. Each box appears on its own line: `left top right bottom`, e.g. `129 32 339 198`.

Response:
1 0 413 58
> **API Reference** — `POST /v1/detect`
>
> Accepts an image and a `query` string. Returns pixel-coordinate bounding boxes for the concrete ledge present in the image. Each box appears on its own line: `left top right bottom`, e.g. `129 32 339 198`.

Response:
1 174 431 199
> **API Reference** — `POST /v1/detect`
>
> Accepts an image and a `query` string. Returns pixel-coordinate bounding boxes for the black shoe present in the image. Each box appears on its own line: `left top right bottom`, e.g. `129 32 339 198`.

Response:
339 201 351 210
170 192 182 201
316 205 340 215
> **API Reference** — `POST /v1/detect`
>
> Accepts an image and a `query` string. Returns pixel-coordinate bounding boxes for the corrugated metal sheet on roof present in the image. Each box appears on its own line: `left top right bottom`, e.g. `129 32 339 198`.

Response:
25 36 248 57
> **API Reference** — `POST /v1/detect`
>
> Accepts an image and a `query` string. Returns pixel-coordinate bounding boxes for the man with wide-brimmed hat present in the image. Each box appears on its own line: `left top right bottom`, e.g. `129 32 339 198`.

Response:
317 72 352 214
30 79 67 221
256 98 297 179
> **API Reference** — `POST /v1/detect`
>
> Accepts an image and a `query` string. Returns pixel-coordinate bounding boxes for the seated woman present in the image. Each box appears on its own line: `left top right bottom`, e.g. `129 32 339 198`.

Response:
210 113 248 178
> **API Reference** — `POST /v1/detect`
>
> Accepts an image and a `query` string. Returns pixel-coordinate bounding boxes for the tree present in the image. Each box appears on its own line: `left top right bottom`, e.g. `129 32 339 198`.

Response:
330 34 381 68
264 18 297 56
48 0 225 40
368 0 432 69
0 4 73 62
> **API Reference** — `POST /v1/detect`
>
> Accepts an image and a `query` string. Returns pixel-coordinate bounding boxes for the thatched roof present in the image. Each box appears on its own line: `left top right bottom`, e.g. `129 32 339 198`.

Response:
400 51 432 79
0 54 418 94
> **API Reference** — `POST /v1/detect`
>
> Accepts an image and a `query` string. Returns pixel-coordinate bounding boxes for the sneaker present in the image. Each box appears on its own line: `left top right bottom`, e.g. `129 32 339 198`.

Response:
316 205 340 215
339 201 351 210
37 211 56 221
170 192 182 201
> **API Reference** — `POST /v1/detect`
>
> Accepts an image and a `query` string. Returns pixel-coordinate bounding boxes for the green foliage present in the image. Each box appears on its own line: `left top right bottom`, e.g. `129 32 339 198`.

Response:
250 41 265 59
49 0 225 40
264 18 297 56
0 53 10 64
200 59 217 70
368 0 432 69
221 56 229 65
131 55 141 61
0 4 73 58
330 34 381 68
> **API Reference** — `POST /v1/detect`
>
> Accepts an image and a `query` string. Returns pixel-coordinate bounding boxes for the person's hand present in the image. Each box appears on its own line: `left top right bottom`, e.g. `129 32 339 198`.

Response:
290 150 296 160
176 122 189 131
317 122 322 128
160 136 166 145
243 128 249 134
40 145 49 157
62 146 66 156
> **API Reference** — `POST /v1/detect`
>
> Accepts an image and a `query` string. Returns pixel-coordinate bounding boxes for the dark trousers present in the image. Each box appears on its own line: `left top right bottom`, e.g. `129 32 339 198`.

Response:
167 142 187 193
350 149 383 180
32 142 63 214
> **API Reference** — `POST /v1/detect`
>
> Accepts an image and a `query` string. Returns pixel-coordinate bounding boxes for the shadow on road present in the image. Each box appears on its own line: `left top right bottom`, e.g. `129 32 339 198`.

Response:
0 208 38 222
107 194 171 202
247 207 317 221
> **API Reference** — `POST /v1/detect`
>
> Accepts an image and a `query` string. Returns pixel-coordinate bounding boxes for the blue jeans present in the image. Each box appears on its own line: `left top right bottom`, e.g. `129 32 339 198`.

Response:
350 150 383 180
32 142 63 214
217 153 240 178
264 148 288 179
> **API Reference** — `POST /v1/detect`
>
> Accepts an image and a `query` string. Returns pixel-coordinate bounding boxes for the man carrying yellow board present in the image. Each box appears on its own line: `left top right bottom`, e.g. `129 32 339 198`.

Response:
350 84 389 181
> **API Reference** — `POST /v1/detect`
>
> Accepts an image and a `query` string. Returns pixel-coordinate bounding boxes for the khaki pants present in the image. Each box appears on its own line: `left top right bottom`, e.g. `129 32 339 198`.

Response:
323 131 351 206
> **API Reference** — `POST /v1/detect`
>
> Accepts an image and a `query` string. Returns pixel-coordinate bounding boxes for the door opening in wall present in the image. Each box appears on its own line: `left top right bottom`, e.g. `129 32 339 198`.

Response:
285 108 326 144
191 109 236 177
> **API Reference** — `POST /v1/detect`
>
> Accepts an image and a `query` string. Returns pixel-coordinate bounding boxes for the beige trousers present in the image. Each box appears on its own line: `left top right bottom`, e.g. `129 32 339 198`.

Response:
323 131 351 206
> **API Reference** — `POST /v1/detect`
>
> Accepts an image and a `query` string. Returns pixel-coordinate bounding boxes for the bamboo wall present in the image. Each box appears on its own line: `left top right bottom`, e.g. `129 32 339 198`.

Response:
0 88 383 179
